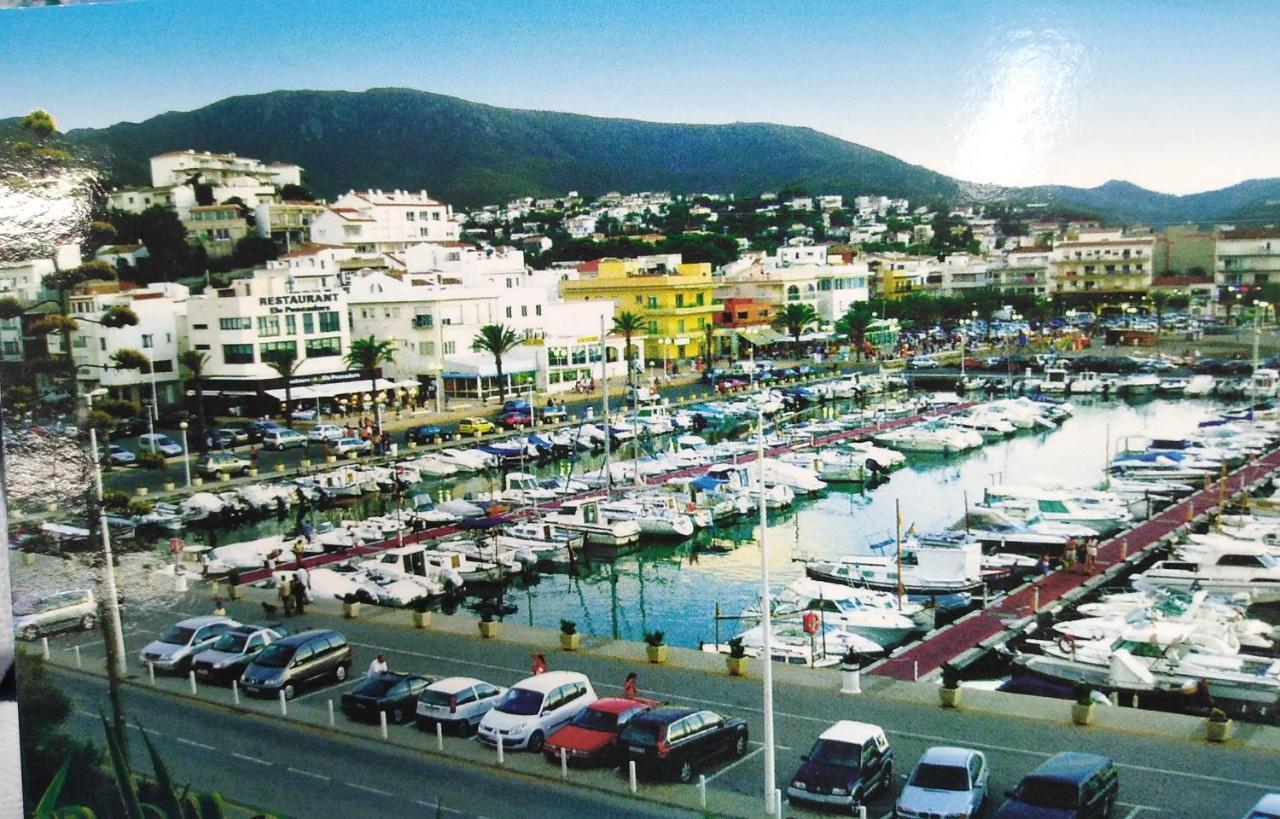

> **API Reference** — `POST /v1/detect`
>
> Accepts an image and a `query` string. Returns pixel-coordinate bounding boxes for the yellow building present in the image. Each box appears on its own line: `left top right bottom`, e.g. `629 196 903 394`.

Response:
560 256 720 363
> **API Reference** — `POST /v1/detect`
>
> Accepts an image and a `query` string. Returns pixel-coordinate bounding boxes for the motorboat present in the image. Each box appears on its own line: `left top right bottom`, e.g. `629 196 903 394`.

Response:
361 543 464 595
961 507 1096 553
494 521 584 567
1133 542 1280 603
702 462 793 509
874 421 982 454
542 499 642 547
1244 368 1280 400
982 485 1132 535
1118 373 1161 396
949 410 1016 441
805 533 985 596
710 622 885 667
759 457 827 495
744 578 930 647
598 498 695 539
1183 375 1216 397
1041 367 1070 393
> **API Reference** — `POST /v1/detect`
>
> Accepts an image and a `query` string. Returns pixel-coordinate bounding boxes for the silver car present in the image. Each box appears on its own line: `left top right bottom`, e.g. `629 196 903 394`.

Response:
139 615 238 674
12 589 97 640
896 746 988 819
415 676 507 736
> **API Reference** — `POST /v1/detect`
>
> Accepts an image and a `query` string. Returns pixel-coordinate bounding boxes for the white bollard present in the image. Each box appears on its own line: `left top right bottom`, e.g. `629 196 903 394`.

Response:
773 788 783 816
148 663 156 686
497 735 504 766
560 747 568 779
857 806 867 819
913 661 919 682
188 670 198 695
232 680 240 705
1032 586 1040 612
174 571 188 593
380 710 388 739
698 775 707 809
41 638 49 660
74 646 82 669
278 689 288 717
435 721 443 751
327 700 334 726
628 760 637 794
840 667 861 695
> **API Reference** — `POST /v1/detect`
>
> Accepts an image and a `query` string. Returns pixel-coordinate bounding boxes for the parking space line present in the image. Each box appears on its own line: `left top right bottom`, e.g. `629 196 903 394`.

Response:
413 799 463 816
176 738 216 751
703 745 762 784
287 767 329 781
292 678 361 703
345 782 393 797
230 752 272 766
749 740 792 752
1118 802 1165 815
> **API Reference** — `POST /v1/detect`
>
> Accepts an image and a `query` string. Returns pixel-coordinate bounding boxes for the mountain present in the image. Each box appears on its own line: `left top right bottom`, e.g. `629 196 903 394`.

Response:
58 88 961 207
1015 178 1280 226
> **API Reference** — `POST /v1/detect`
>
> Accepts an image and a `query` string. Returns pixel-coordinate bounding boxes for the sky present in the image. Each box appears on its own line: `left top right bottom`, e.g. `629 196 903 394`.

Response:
1 0 1278 195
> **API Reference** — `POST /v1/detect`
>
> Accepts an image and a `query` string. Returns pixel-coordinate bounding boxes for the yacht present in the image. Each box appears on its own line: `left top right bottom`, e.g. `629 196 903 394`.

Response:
1069 371 1106 394
744 578 931 647
961 507 1097 553
542 499 642 547
982 485 1132 535
873 422 982 454
1041 367 1070 393
1119 373 1161 396
360 543 465 594
804 534 984 596
949 410 1017 441
759 457 827 495
1133 542 1280 603
495 522 584 567
598 498 695 539
702 462 794 509
1244 367 1280 399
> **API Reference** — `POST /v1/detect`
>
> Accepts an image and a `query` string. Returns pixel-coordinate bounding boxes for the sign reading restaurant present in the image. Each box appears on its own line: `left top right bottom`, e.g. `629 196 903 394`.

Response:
258 291 341 314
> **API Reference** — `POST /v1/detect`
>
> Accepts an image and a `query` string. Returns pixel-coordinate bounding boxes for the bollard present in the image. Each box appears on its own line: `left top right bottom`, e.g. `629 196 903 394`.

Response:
435 721 444 751
1120 539 1128 560
380 710 388 739
628 760 637 794
149 662 156 686
74 645 82 668
982 584 989 608
857 806 867 819
327 699 335 726
188 670 198 695
913 660 919 682
560 747 568 779
774 788 783 816
41 637 49 660
840 667 862 695
232 680 240 705
174 571 188 593
497 735 504 766
278 689 288 717
1032 586 1040 612
1110 691 1119 706
698 774 707 810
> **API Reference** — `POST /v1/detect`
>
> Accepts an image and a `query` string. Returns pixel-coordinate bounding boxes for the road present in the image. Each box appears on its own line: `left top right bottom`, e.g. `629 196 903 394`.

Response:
33 595 1280 818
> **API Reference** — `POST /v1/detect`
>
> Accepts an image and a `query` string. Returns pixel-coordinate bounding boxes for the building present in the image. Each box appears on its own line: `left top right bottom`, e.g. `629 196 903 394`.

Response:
69 282 188 408
309 190 461 254
94 244 150 273
183 204 250 257
150 150 301 189
1155 225 1217 276
560 255 720 365
716 247 870 323
993 246 1052 295
0 243 80 365
255 201 328 246
105 187 175 214
1214 229 1280 291
565 214 598 239
1049 233 1154 297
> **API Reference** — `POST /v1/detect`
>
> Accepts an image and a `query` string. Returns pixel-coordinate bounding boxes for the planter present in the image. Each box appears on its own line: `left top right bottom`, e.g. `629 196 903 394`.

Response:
191 477 203 486
939 686 961 709
1206 719 1232 743
300 459 312 469
412 610 432 629
137 486 149 496
407 441 418 449
163 481 176 491
325 455 337 464
560 633 581 651
478 620 498 639
346 451 358 460
229 585 243 600
725 656 748 677
646 644 668 664
247 468 259 477
45 502 58 513
219 472 231 482
274 462 286 473
1071 703 1095 726
22 552 35 566
343 601 361 619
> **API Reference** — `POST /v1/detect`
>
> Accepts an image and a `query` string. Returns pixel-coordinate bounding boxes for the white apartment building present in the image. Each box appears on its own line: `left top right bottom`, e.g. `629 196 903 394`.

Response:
309 190 461 254
994 246 1052 295
716 248 870 323
1215 229 1280 290
565 214 598 239
0 243 80 363
106 187 175 214
255 200 328 246
109 150 303 219
70 282 188 408
1050 233 1154 295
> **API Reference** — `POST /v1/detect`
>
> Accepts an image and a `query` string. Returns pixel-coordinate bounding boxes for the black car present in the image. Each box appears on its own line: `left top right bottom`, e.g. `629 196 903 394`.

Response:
787 721 894 812
618 706 748 783
341 671 435 724
109 416 149 439
206 428 238 449
190 624 286 684
405 424 445 445
225 420 266 445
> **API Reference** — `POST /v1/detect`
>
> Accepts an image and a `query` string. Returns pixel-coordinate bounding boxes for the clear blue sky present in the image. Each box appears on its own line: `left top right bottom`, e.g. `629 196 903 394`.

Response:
2 0 1277 194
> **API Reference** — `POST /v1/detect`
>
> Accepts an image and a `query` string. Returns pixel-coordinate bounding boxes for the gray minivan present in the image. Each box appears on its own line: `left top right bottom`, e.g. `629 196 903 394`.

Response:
238 629 353 700
995 751 1119 818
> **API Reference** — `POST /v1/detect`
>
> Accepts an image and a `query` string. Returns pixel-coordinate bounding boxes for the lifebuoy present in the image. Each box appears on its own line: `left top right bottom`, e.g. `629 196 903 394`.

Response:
1057 634 1077 655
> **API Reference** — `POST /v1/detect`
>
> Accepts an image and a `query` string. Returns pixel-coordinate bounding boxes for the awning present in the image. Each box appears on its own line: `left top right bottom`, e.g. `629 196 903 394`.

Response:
441 348 538 378
263 377 418 402
737 328 788 345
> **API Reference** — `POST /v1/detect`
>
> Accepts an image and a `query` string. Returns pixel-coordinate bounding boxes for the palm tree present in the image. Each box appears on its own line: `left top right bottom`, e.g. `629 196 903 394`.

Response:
470 323 521 402
178 350 210 453
837 302 877 362
344 336 397 432
703 322 716 365
1149 290 1171 338
263 349 303 428
612 311 645 389
772 302 820 357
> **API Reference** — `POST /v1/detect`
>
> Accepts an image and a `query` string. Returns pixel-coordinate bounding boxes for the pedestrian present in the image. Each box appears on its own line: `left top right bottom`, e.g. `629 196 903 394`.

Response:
368 653 389 677
1062 537 1077 572
292 563 308 614
212 595 227 616
622 672 639 700
1076 537 1087 568
249 447 259 468
531 653 547 675
1085 538 1098 573
1037 554 1051 575
291 538 306 562
278 574 295 617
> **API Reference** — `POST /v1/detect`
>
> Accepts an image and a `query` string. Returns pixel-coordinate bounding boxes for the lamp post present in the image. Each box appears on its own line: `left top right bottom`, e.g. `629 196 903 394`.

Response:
756 406 776 814
179 421 191 486
146 348 159 423
86 388 127 677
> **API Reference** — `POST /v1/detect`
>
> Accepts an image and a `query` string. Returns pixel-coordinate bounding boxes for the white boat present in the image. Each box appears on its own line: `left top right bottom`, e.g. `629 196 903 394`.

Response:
495 522 584 566
1133 541 1280 603
745 578 929 647
1119 373 1161 395
202 534 306 574
759 457 827 495
1157 378 1188 396
949 410 1016 441
179 492 227 521
1069 370 1106 394
982 485 1132 535
702 462 793 509
712 622 885 667
542 499 642 547
436 448 492 471
411 454 460 478
599 498 695 539
805 533 984 595
1183 375 1216 397
1041 367 1070 393
1244 368 1280 399
874 422 982 454
962 507 1097 552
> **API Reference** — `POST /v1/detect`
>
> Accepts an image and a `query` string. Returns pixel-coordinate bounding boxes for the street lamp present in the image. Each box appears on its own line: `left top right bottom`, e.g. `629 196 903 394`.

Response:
179 421 191 486
756 406 777 814
85 388 127 677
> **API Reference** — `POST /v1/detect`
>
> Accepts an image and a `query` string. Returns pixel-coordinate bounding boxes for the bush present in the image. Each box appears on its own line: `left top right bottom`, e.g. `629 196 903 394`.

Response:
941 664 961 690
1208 707 1229 723
101 490 130 512
410 596 432 613
643 630 665 647
559 619 577 636
727 636 746 659
136 452 167 470
341 593 359 605
1074 683 1094 706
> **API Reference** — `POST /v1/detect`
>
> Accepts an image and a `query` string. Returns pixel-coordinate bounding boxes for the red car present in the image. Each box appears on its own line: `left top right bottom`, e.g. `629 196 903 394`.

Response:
543 697 657 766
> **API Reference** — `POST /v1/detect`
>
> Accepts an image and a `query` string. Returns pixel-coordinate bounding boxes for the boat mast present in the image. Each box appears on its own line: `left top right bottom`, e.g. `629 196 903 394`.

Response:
895 498 904 611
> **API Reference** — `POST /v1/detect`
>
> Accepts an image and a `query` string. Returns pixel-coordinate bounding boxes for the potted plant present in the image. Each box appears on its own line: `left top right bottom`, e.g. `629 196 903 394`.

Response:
559 619 581 651
725 636 748 677
939 664 962 709
342 592 361 619
226 568 243 600
1206 707 1232 743
1071 683 1095 726
478 608 498 639
410 597 432 629
644 630 667 664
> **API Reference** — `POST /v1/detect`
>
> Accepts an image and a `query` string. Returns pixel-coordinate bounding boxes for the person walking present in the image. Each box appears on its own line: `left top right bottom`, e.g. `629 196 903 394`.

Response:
368 653 389 677
1062 537 1077 572
1085 538 1098 573
292 562 308 615
278 575 295 617
212 596 227 616
622 672 639 700
531 653 547 675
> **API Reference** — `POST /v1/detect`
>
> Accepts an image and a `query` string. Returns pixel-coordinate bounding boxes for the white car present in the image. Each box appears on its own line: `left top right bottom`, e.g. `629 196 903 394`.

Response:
138 615 238 674
330 437 372 456
896 746 988 819
138 433 183 457
307 424 344 442
477 671 597 752
263 428 307 450
291 408 317 422
12 589 97 640
1247 794 1280 819
415 676 507 736
909 355 941 369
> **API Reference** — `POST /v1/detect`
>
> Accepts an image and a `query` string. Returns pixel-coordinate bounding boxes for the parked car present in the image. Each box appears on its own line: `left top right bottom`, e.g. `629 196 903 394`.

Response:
700 367 728 385
206 428 240 449
342 671 435 724
502 399 532 415
197 452 251 476
108 416 148 439
909 356 941 369
138 615 238 674
137 433 183 457
330 437 372 456
102 444 136 466
543 697 657 767
239 629 353 700
994 751 1118 818
620 706 749 783
540 404 569 423
191 624 286 684
156 408 193 428
307 424 344 443
1246 793 1280 819
263 428 307 450
477 670 597 752
290 407 317 422
12 589 97 640
896 746 988 819
787 721 893 812
458 417 495 435
405 424 445 445
415 676 507 736
227 420 270 444
498 410 533 429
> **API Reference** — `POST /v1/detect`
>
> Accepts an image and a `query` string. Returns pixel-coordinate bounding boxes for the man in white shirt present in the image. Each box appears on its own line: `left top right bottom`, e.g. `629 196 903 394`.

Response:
367 653 388 677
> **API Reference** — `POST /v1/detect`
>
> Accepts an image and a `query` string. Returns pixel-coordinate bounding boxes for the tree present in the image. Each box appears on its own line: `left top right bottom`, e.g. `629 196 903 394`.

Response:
263 349 302 427
21 109 57 138
612 311 645 389
178 350 210 451
1149 290 1171 337
279 183 315 201
836 302 877 361
470 324 521 402
230 235 279 269
344 336 396 432
703 321 716 363
772 303 820 356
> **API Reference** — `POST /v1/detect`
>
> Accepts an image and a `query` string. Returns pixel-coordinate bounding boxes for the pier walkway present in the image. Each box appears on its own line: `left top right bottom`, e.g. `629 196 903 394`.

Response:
871 446 1280 681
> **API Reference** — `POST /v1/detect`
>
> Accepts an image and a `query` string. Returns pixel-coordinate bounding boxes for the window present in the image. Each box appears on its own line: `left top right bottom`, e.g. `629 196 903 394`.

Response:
647 321 658 334
223 344 254 364
635 295 643 305
442 341 456 355
521 305 528 317
285 314 296 335
412 314 433 329
675 293 684 308
432 212 440 221
418 341 434 355
420 227 430 237
219 317 251 331
257 316 280 337
406 212 415 221
696 292 705 305
2 341 17 355
319 311 340 332
191 323 208 330
302 313 314 334
152 359 173 373
99 338 106 351
647 296 658 309
535 305 541 317
548 347 568 367
505 306 512 319
73 336 88 348
194 344 210 351
677 320 686 333
260 340 298 359
304 337 339 358
571 348 587 365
